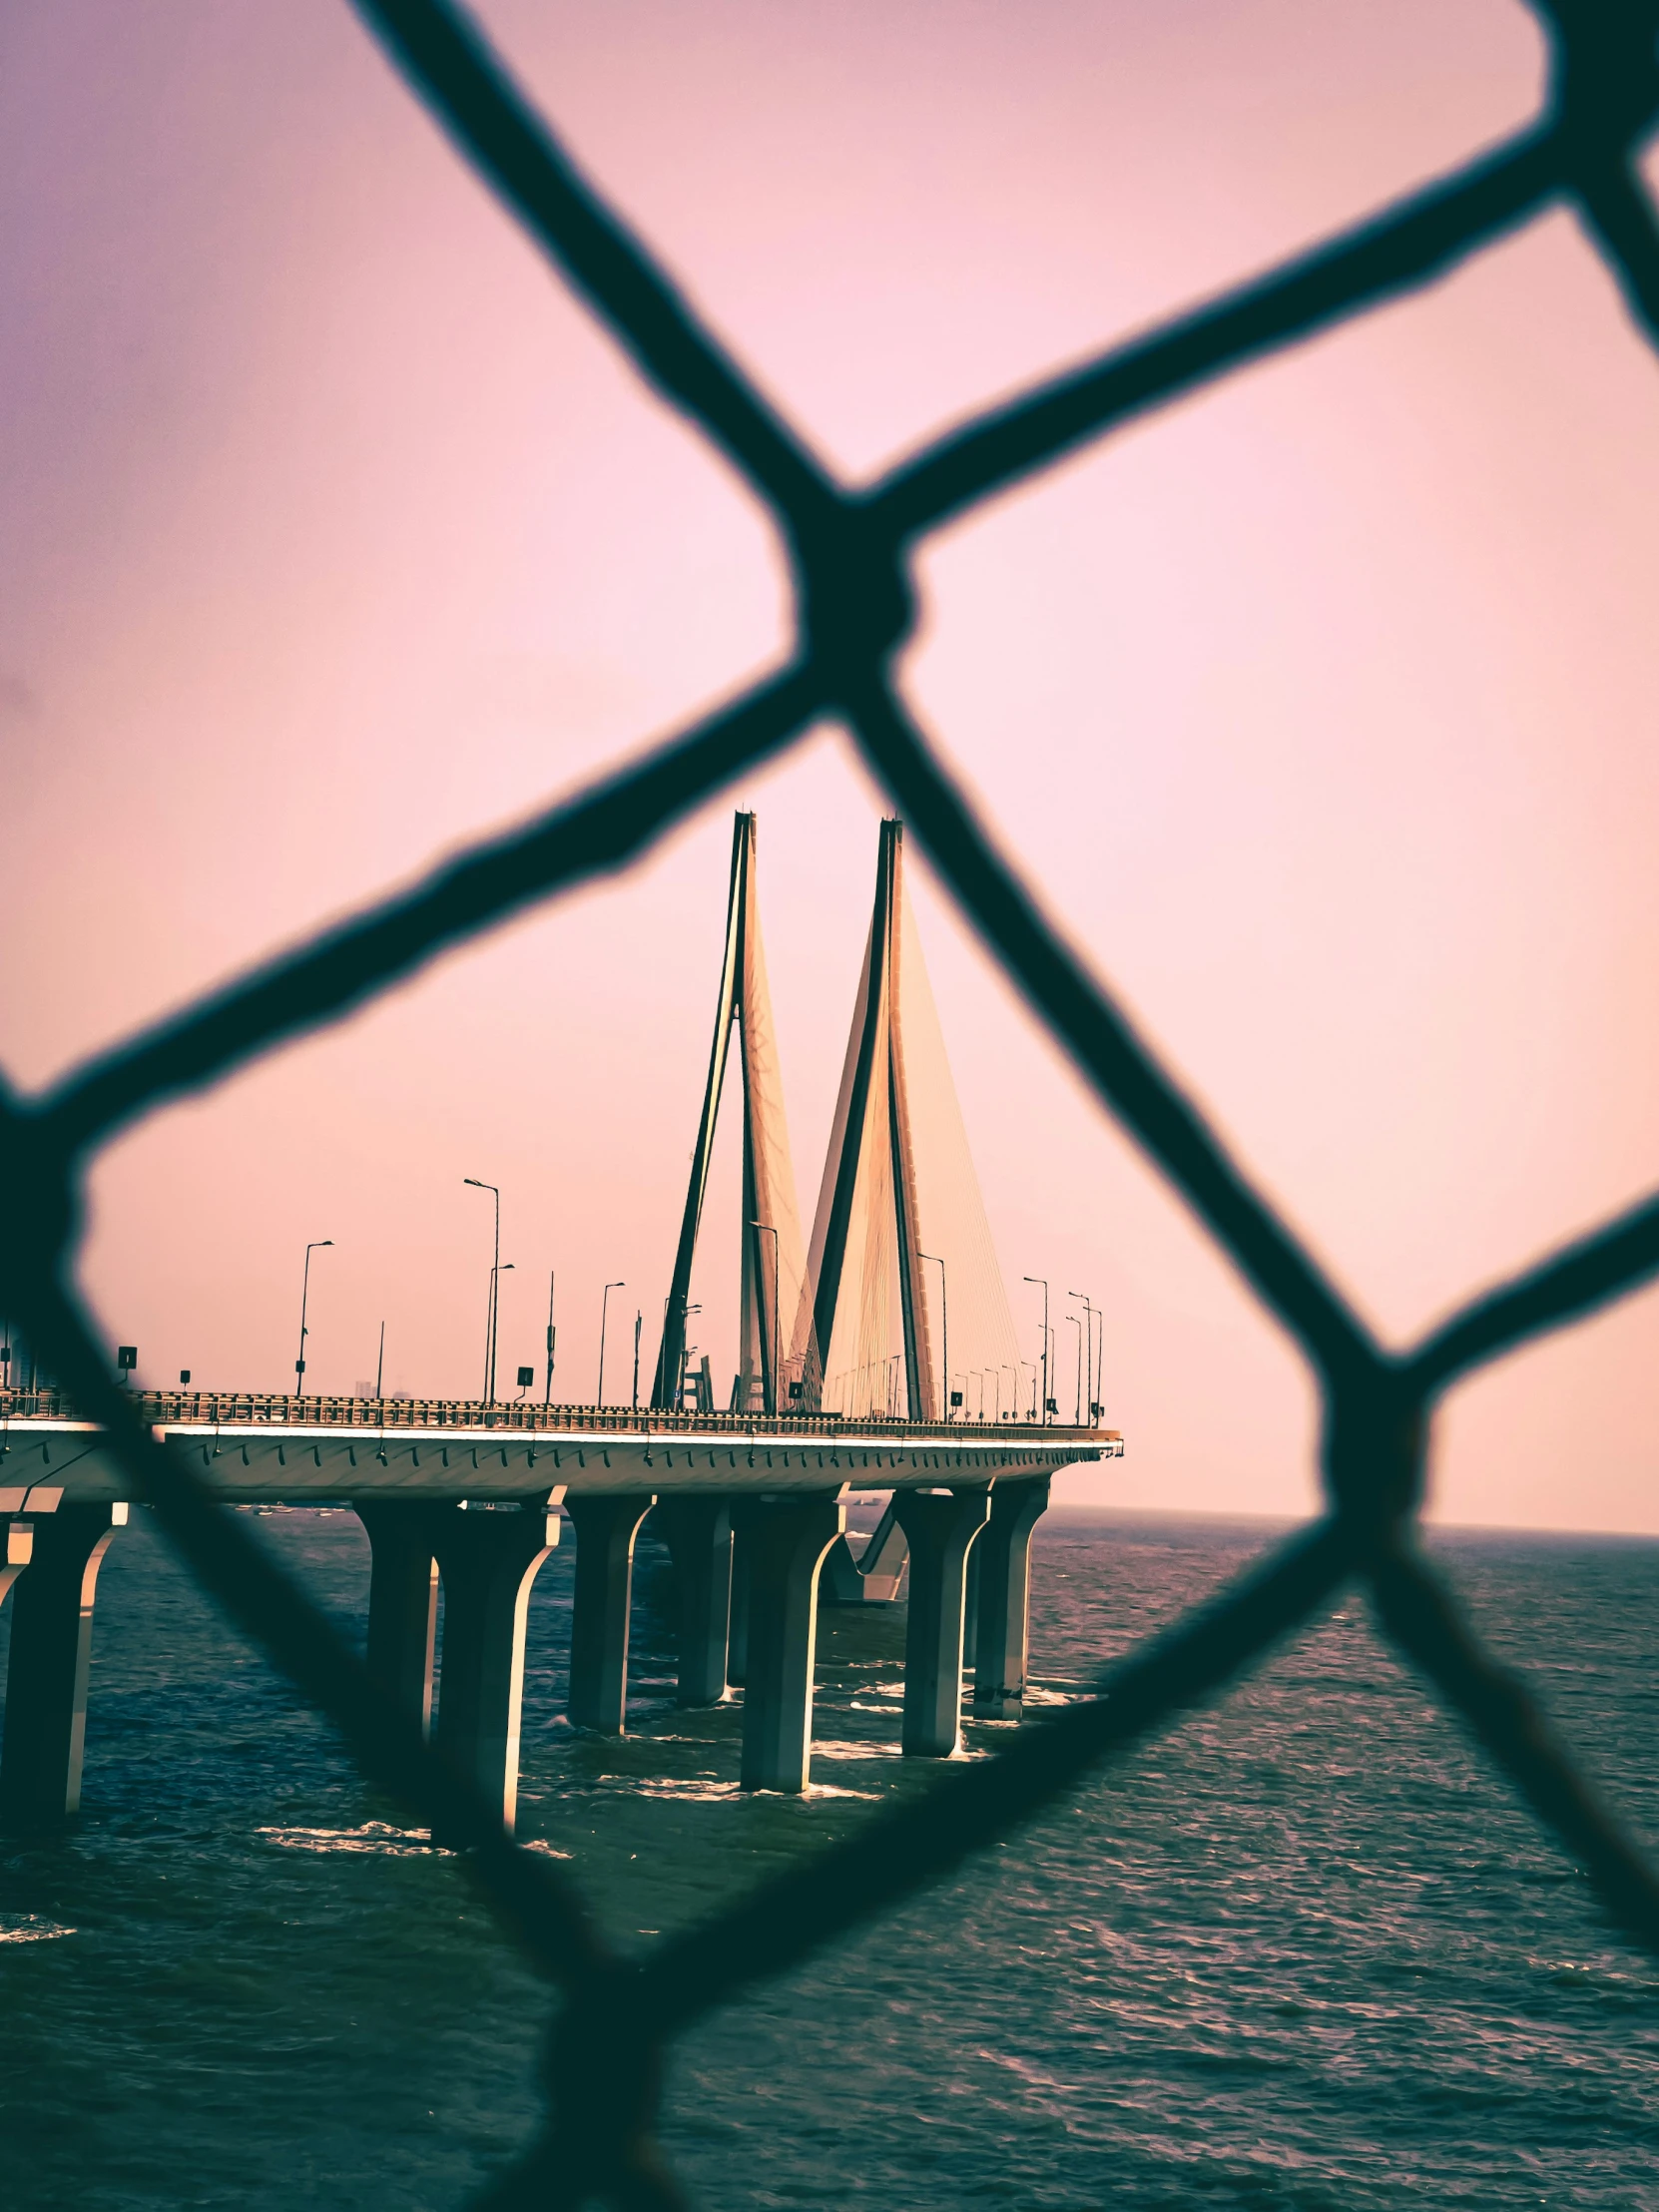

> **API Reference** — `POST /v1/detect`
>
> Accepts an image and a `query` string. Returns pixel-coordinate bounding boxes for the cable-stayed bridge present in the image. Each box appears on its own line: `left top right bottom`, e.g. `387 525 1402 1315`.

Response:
0 817 1121 1833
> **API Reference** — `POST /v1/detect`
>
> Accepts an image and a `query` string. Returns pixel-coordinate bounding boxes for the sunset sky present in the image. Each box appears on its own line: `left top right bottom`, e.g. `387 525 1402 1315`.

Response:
5 2 1659 1531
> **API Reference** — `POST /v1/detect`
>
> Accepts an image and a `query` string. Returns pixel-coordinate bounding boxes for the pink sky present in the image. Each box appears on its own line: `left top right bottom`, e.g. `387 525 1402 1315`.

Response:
5 2 1659 1531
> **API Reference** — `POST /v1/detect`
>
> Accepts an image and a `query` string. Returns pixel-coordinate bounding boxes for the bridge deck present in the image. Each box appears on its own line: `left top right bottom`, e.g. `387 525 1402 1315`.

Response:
0 1391 1119 1504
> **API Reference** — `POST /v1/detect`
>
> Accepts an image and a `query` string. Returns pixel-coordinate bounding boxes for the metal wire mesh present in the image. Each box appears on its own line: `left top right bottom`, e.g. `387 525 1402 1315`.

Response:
6 2 1659 2202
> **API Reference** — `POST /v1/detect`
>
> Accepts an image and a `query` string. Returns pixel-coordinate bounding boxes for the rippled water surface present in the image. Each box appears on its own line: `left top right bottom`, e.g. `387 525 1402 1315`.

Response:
3 1506 1658 2208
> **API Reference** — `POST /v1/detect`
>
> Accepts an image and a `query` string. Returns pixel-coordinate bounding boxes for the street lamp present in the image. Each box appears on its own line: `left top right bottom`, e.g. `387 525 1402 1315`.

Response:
597 1281 625 1405
544 1273 557 1405
1066 1313 1084 1424
750 1220 781 1416
919 1252 948 1422
295 1240 333 1394
1023 1277 1050 1424
1069 1292 1096 1426
463 1180 503 1403
491 1264 515 1409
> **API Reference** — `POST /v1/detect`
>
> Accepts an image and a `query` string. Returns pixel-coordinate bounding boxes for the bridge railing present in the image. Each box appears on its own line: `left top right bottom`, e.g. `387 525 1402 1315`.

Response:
0 1384 1111 1445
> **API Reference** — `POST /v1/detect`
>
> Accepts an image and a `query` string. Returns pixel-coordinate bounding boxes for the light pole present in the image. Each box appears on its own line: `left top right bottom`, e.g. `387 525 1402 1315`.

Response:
751 1221 781 1415
1092 1307 1105 1422
1069 1292 1096 1425
920 1252 948 1421
463 1180 502 1402
632 1310 642 1410
1019 1359 1037 1421
544 1272 557 1405
295 1240 333 1394
597 1281 625 1405
1023 1277 1050 1424
1066 1314 1084 1424
491 1264 515 1407
374 1320 385 1401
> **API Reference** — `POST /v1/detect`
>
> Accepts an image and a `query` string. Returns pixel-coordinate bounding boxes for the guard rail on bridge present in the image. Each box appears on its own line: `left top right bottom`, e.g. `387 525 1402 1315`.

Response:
0 1385 1119 1449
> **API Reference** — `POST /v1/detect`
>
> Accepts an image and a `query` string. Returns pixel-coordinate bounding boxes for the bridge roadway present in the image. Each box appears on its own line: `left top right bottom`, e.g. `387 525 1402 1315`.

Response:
0 1390 1121 1838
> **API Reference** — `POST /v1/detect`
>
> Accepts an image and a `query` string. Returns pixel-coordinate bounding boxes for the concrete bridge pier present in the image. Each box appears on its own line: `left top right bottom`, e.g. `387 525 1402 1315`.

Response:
971 1475 1051 1721
0 1512 35 1608
962 1536 981 1672
739 1490 845 1793
726 1501 756 1688
893 1485 990 1757
820 1499 908 1605
428 1503 559 1836
566 1492 655 1734
653 1495 733 1706
356 1503 440 1739
0 1500 127 1831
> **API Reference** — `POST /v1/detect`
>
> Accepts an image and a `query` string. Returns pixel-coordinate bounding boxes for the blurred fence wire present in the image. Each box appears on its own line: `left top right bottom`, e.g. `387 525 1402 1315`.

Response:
7 3 1659 2202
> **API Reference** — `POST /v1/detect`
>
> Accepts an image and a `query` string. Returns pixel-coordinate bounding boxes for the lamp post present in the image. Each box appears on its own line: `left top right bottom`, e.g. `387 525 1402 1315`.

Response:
544 1272 557 1405
491 1264 515 1409
597 1281 625 1405
632 1310 642 1410
1069 1292 1096 1425
1023 1277 1050 1424
463 1180 503 1402
1066 1314 1084 1424
919 1252 948 1421
750 1221 781 1415
295 1240 333 1394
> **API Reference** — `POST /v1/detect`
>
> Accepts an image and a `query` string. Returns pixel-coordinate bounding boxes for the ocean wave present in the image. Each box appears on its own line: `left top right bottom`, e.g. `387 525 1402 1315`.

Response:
0 1915 75 1944
258 1822 452 1858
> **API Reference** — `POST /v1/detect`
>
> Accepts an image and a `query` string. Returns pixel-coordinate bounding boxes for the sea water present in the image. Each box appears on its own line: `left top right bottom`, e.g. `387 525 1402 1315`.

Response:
2 1506 1657 2208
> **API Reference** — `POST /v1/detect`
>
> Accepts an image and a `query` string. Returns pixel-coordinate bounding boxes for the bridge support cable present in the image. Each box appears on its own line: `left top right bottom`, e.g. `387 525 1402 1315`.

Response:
652 1494 735 1708
429 1504 560 1839
892 1485 991 1758
738 1491 845 1794
804 822 1019 1421
970 1477 1052 1722
652 813 810 1416
358 1503 441 1742
0 1500 127 1834
566 1493 656 1735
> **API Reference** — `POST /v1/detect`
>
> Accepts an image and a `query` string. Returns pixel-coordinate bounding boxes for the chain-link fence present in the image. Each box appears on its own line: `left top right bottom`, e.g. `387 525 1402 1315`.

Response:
6 3 1659 2203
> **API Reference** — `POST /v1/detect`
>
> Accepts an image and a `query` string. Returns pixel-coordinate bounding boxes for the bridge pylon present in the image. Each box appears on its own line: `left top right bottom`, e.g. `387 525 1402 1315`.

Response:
652 812 809 1417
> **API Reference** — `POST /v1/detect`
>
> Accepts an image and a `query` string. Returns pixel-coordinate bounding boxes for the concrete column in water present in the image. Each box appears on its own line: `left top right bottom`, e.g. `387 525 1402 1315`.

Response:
565 1492 655 1734
740 1489 845 1793
726 1502 756 1688
653 1495 733 1707
971 1475 1051 1721
0 1500 127 1831
0 1505 35 1609
428 1503 559 1836
893 1484 990 1757
355 1502 441 1740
